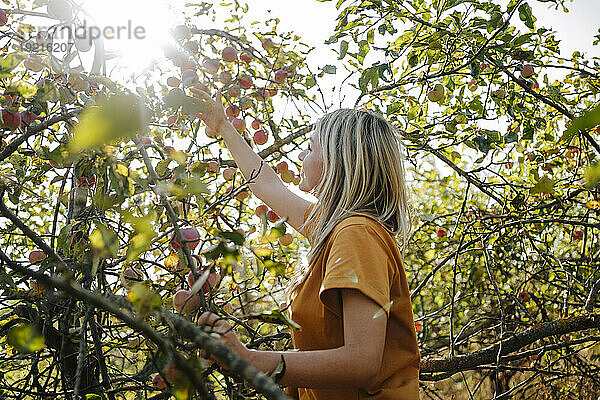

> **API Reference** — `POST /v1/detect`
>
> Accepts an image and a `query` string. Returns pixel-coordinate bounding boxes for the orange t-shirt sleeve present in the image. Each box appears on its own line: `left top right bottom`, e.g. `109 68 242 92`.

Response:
319 223 393 319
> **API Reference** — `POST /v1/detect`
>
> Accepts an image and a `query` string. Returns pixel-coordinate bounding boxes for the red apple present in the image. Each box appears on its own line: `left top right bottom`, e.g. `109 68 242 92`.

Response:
518 290 530 303
167 115 178 126
219 71 233 85
240 50 252 63
255 205 268 217
225 105 240 118
173 289 201 314
170 226 201 252
279 233 293 246
0 10 7 26
184 40 199 53
468 79 478 91
492 89 506 99
182 69 199 87
167 76 181 87
1 110 22 131
239 96 253 110
253 129 268 145
521 64 534 78
267 210 279 223
221 46 238 63
239 74 253 89
268 87 278 97
227 85 241 98
274 69 287 84
19 111 39 130
152 373 166 389
187 270 220 294
47 0 73 21
29 250 47 264
223 167 236 181
202 58 220 74
121 267 144 286
24 56 44 72
173 24 191 40
262 38 275 50
206 161 219 172
573 230 584 240
231 118 245 133
251 119 262 130
276 161 288 173
436 228 446 237
29 279 47 294
235 190 249 201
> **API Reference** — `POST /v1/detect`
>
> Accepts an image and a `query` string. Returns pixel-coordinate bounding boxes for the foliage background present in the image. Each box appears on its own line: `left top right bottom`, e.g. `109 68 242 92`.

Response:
0 0 599 399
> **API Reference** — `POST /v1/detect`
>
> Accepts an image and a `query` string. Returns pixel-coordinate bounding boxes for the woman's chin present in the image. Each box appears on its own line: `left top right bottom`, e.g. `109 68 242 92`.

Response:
298 179 309 193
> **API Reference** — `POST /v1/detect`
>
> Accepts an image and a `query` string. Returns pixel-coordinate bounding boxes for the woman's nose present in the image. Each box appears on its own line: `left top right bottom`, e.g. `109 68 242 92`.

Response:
298 150 307 162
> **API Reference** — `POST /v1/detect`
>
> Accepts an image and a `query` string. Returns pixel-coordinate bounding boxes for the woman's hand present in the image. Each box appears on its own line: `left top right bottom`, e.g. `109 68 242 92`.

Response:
197 311 252 369
195 88 228 135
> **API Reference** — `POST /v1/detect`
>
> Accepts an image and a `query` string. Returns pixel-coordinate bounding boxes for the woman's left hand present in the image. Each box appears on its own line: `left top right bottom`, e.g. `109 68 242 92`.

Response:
197 312 252 369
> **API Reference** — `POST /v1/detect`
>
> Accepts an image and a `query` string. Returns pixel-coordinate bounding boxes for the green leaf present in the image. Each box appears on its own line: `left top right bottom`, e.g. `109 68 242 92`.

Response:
561 105 600 142
339 40 349 59
518 3 536 30
5 81 38 99
90 223 119 259
322 65 337 74
7 323 45 353
216 231 245 246
127 283 162 316
0 53 27 77
530 176 554 194
584 163 600 189
69 94 149 153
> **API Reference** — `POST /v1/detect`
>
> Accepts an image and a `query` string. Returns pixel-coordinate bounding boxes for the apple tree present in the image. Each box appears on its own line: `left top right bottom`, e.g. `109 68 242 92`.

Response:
0 1 331 399
322 0 600 397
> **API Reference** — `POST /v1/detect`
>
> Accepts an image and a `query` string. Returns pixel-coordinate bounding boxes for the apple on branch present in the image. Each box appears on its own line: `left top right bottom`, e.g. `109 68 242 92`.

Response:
253 129 268 145
202 58 220 74
521 64 535 78
239 74 253 89
29 250 47 264
187 270 221 294
427 84 445 103
221 46 238 63
170 226 201 252
223 167 236 181
173 290 201 314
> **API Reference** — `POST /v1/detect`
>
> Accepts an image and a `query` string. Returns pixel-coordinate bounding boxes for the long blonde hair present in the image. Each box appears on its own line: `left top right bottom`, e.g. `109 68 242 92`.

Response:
286 109 413 303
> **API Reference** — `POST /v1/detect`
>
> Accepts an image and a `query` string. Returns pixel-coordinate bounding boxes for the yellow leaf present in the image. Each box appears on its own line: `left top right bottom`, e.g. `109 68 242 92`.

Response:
69 94 148 153
254 246 272 257
585 200 600 210
115 162 129 176
164 252 179 270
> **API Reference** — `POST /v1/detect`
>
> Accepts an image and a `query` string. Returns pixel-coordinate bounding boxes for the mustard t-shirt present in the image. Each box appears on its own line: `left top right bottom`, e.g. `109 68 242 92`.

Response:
286 207 420 399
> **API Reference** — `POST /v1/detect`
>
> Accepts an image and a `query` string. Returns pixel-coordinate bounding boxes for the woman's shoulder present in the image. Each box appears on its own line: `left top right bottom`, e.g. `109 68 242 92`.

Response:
332 214 396 244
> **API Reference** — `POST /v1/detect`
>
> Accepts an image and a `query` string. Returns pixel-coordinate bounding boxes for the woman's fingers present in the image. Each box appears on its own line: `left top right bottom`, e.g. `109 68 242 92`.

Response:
198 311 220 327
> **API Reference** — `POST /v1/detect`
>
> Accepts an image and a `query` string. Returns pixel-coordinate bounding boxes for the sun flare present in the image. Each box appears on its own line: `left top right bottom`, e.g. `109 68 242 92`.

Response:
80 0 180 72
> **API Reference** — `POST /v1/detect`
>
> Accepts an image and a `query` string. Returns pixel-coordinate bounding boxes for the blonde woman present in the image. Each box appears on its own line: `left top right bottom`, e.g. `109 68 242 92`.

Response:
196 89 420 399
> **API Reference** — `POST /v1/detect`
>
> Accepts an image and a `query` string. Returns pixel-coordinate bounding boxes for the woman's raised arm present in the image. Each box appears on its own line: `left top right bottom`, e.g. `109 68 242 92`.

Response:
196 89 312 235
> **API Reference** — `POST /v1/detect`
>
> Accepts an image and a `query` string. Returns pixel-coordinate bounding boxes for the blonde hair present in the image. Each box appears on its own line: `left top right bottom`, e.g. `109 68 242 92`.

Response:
286 109 412 303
